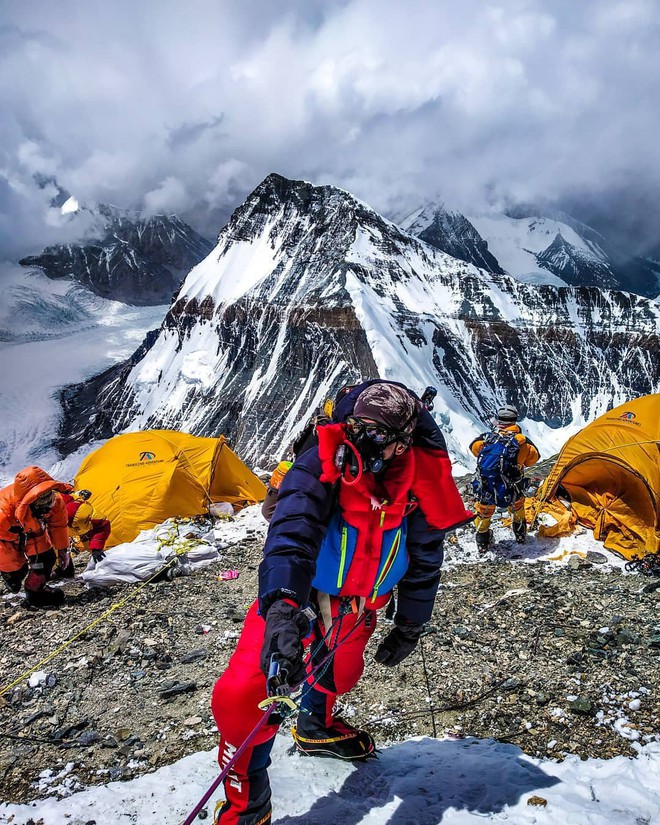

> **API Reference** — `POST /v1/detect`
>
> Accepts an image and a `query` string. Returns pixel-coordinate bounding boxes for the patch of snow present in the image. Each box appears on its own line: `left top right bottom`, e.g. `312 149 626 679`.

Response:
61 196 79 215
182 212 284 304
614 717 641 741
28 671 47 688
180 349 217 387
2 735 660 824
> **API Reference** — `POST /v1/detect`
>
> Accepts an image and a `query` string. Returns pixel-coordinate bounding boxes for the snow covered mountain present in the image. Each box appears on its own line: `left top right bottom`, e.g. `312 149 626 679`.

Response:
19 204 213 305
534 231 614 287
396 205 504 275
56 174 660 471
468 210 615 288
400 203 660 296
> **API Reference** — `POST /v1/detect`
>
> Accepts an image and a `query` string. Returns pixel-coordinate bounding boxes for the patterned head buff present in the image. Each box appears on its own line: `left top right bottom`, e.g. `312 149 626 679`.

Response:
353 383 418 434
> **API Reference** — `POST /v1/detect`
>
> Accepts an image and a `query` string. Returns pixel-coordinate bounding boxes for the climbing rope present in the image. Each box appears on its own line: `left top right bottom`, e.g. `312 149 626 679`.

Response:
0 556 178 698
625 552 660 577
418 626 438 738
155 519 209 556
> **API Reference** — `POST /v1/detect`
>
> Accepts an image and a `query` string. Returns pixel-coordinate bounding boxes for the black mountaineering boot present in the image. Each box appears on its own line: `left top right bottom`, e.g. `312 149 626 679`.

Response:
24 586 65 609
475 530 492 554
513 519 527 544
292 713 376 761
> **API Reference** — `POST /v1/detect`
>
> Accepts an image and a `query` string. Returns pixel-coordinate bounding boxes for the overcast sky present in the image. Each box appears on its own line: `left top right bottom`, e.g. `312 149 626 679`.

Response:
1 0 659 260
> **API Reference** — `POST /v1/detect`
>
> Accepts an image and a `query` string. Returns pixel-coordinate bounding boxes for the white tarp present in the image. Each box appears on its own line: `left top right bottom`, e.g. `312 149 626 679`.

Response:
82 519 220 586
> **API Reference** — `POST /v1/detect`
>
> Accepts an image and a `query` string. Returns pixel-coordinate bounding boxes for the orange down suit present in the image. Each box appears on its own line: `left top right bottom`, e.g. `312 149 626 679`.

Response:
0 466 71 573
469 424 539 528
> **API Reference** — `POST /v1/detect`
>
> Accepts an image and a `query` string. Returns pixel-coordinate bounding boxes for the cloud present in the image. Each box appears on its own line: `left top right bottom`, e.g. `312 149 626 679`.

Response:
143 176 193 215
167 115 225 150
0 0 659 260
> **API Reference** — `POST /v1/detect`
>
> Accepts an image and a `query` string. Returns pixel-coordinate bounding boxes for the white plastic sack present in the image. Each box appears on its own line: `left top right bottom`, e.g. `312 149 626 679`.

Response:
82 528 220 587
208 501 234 518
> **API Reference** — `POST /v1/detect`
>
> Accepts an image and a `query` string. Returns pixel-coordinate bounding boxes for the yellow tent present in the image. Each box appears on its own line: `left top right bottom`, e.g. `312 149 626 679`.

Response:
75 430 266 547
537 395 660 560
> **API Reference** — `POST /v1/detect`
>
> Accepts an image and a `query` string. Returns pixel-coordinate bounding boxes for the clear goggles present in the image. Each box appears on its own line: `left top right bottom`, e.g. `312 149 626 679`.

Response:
346 416 407 446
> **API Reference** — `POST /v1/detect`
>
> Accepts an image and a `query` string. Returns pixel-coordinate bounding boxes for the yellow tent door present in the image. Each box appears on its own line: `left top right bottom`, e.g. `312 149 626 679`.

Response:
538 395 660 559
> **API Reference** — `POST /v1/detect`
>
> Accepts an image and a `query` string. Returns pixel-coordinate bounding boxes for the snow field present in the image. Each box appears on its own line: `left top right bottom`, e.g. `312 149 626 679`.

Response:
2 735 659 824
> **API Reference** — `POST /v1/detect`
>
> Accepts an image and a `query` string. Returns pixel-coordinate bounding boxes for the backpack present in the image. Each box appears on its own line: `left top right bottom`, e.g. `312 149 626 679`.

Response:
60 492 81 527
473 431 522 507
262 397 339 522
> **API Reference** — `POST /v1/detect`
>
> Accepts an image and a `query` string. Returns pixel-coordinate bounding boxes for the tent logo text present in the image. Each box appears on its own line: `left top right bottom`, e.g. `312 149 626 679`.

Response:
125 457 165 468
607 411 640 426
139 451 156 461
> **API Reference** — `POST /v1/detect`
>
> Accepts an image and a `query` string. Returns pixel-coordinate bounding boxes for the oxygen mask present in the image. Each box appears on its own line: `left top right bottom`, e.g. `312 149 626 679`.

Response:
345 416 409 474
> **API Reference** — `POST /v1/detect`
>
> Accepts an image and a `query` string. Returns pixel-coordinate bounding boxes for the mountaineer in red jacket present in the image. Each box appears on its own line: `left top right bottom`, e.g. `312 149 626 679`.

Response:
211 380 473 825
0 466 73 608
61 489 111 565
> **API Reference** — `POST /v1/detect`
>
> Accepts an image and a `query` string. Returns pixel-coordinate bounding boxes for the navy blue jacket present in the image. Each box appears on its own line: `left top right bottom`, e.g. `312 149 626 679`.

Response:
258 381 468 626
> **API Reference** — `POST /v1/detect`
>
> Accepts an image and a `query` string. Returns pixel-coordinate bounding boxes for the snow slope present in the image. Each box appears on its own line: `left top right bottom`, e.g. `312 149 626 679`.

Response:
1 733 658 824
0 264 167 484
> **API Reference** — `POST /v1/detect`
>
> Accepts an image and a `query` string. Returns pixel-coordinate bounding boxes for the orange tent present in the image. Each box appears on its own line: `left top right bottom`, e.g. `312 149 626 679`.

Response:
537 395 660 560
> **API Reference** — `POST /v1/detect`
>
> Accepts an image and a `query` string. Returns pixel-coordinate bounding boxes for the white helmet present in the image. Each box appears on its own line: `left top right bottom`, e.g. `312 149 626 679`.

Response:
496 404 518 425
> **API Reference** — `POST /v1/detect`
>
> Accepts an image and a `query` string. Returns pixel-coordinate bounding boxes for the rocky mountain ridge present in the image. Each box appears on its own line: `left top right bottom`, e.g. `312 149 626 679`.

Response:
19 204 213 306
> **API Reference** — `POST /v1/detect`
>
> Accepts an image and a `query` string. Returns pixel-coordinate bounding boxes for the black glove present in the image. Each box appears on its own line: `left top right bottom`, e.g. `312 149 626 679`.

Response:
259 600 311 688
374 621 425 667
92 550 106 564
51 549 75 580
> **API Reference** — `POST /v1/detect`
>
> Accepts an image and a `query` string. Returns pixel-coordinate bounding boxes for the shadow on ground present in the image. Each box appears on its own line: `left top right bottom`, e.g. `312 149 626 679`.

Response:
491 533 561 561
275 736 560 825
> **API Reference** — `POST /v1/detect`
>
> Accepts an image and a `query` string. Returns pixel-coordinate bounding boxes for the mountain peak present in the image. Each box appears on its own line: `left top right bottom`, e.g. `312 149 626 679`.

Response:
56 173 660 470
398 202 504 275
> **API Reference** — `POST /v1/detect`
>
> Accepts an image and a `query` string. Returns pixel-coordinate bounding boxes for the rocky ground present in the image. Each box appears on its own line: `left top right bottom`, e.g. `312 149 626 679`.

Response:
1 518 659 805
